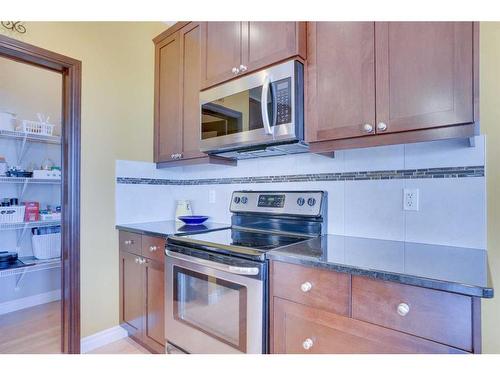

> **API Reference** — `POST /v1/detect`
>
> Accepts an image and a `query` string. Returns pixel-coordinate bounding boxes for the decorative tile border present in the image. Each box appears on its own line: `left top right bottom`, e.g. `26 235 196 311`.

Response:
117 166 484 186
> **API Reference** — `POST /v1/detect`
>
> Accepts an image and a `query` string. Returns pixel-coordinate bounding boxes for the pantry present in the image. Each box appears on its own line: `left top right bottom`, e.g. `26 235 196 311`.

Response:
0 56 63 353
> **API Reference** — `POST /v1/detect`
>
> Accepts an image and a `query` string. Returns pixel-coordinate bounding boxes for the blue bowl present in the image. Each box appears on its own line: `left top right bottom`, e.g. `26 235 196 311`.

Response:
177 215 209 225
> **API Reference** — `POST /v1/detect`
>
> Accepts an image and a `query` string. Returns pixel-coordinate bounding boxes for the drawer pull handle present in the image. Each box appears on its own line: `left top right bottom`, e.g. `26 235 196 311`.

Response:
302 338 314 350
300 281 313 293
397 302 410 316
124 240 133 245
149 245 158 252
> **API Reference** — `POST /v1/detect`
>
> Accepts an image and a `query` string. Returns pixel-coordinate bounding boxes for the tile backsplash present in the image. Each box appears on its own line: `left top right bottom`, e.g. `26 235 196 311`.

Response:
116 136 486 249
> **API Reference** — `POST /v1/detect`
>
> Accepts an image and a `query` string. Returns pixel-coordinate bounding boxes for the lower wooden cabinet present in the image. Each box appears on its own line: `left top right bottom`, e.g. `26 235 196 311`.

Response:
272 297 465 354
270 260 480 354
119 251 143 337
119 231 166 353
142 258 165 352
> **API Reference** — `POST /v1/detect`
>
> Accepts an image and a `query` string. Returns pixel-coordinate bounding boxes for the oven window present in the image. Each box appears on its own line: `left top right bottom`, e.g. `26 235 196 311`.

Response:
173 266 247 352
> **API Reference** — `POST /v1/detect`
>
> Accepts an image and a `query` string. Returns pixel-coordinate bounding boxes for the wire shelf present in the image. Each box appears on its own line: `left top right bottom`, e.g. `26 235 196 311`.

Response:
0 219 61 231
0 257 61 278
0 176 61 185
0 129 61 145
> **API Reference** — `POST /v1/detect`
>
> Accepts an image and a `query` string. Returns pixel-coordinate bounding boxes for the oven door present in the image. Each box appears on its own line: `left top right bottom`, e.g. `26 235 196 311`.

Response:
165 249 265 354
200 60 303 153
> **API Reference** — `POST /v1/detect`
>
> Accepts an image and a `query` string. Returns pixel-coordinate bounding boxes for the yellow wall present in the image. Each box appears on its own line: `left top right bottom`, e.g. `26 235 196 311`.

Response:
480 22 500 353
3 22 167 337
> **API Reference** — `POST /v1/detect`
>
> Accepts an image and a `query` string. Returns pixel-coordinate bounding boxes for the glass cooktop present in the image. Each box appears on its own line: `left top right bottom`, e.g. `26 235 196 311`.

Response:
170 227 311 259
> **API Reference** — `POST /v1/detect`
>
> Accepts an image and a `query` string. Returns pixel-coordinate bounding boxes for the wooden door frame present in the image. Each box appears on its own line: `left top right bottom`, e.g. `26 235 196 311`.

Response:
0 34 81 354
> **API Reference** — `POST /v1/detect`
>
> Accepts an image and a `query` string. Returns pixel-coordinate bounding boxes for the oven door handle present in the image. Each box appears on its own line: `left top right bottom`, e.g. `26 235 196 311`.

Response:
261 75 273 135
166 250 260 276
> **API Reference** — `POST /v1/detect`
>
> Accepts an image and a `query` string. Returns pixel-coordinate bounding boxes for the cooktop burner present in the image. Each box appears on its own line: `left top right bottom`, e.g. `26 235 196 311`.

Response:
170 227 311 260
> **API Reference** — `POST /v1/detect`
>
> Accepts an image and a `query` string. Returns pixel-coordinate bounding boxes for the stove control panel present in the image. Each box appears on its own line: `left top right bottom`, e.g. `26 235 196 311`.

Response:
230 191 324 217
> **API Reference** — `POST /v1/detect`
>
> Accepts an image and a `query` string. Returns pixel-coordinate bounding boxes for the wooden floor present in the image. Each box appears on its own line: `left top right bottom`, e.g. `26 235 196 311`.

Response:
0 300 62 354
0 300 153 354
88 337 152 354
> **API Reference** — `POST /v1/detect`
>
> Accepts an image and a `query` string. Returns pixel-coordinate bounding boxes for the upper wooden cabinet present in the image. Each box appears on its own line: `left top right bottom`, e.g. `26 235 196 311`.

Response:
155 30 182 162
307 22 477 150
155 22 205 164
154 23 236 167
306 22 376 142
375 22 474 134
200 22 306 90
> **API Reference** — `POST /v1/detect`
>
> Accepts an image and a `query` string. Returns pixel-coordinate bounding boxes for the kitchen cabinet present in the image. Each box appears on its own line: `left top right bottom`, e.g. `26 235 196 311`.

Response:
270 260 481 354
306 22 376 142
119 251 144 337
200 22 306 90
307 22 478 152
119 230 166 353
272 298 464 354
154 22 236 167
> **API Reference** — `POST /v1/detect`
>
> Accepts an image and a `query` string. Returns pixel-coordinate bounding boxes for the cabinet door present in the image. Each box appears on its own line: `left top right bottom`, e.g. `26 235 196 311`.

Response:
241 22 306 73
201 22 242 89
180 22 206 160
375 22 473 134
272 297 465 354
142 258 165 353
119 251 143 337
155 31 182 162
306 22 376 142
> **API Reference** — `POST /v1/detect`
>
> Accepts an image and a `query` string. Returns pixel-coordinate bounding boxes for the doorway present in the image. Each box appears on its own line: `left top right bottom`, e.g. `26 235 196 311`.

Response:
0 35 81 353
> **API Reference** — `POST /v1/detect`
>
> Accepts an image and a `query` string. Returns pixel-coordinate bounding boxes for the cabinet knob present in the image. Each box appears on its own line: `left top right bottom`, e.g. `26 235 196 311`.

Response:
363 123 374 133
302 338 314 350
124 240 133 245
300 281 313 293
239 64 248 72
231 67 240 75
149 245 158 252
134 257 140 264
377 122 388 132
397 302 410 316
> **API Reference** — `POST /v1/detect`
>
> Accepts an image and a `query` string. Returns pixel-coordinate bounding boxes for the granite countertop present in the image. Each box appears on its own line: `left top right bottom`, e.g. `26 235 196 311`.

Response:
267 235 493 298
116 220 231 238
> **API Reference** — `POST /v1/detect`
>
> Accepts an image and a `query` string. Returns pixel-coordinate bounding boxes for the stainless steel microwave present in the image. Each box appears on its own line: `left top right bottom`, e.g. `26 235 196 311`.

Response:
200 60 306 159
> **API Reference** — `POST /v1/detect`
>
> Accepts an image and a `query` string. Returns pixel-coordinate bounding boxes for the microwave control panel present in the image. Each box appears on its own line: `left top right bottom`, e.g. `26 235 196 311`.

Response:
274 78 292 125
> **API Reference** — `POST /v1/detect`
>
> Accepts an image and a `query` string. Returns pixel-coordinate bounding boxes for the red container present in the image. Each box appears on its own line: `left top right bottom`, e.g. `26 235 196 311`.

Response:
24 202 39 222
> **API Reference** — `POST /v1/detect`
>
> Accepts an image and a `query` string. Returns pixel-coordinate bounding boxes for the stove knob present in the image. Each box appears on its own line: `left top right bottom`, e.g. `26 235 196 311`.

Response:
297 197 305 206
233 196 241 204
241 197 248 204
307 198 316 206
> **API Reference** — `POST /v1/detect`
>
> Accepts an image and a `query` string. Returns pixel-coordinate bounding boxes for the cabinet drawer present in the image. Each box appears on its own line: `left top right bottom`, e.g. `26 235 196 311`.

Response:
272 297 465 354
352 276 472 351
142 235 166 264
119 231 142 255
271 261 350 316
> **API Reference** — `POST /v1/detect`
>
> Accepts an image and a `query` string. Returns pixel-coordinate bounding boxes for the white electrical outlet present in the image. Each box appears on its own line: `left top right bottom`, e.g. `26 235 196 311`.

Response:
403 188 419 211
209 190 216 204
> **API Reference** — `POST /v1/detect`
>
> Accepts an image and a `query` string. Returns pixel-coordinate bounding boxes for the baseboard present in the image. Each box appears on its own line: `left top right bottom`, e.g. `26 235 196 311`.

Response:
0 289 61 315
81 325 129 353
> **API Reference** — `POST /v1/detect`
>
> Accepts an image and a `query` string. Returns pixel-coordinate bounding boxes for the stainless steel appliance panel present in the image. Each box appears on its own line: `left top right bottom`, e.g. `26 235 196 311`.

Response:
200 60 302 154
165 251 264 354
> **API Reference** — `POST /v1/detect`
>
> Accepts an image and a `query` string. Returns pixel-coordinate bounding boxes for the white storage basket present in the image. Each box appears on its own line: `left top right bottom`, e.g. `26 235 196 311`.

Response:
18 119 55 136
32 232 61 260
0 205 25 223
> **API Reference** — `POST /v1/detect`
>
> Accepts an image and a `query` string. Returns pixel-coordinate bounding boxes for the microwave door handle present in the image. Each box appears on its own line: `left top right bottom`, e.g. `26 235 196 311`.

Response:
166 250 259 276
261 75 273 135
